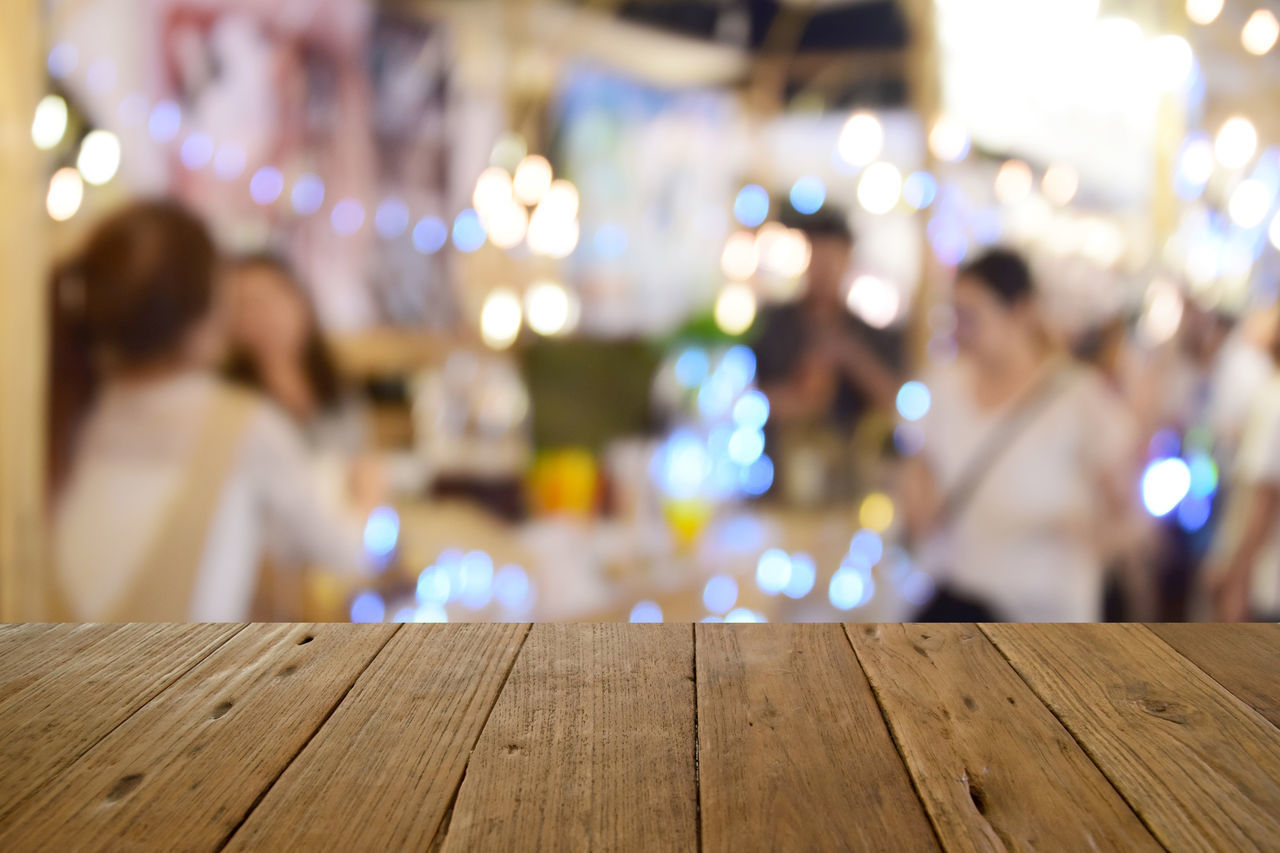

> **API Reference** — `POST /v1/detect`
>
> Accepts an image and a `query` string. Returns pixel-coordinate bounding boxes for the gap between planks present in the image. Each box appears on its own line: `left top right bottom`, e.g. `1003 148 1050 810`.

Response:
210 623 405 851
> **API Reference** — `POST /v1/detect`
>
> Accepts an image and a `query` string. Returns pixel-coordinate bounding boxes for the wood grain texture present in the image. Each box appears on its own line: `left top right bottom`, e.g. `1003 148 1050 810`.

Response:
224 622 528 851
1148 622 1280 729
847 623 1159 852
0 623 395 852
441 623 698 852
0 623 121 703
0 622 238 821
983 623 1280 851
696 623 938 852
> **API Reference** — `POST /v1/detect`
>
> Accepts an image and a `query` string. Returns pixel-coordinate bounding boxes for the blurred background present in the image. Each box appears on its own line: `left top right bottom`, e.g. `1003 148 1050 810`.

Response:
3 0 1280 624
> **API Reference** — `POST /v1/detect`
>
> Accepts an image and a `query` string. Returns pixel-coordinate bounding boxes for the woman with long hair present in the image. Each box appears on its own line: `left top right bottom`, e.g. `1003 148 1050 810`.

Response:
49 200 370 621
901 249 1145 622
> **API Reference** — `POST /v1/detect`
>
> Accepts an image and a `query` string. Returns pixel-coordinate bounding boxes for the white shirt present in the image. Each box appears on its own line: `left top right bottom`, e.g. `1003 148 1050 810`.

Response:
916 360 1136 621
1223 372 1280 614
55 373 366 620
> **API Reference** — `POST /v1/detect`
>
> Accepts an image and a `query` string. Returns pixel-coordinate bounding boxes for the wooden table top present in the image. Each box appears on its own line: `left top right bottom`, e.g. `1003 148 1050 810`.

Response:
0 623 1277 851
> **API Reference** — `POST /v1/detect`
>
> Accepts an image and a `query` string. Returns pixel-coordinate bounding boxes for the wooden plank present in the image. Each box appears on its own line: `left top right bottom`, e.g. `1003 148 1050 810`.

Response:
847 623 1159 852
224 623 528 851
0 624 123 703
697 623 939 852
441 623 697 852
0 623 395 852
0 622 238 821
983 623 1280 851
1148 623 1280 729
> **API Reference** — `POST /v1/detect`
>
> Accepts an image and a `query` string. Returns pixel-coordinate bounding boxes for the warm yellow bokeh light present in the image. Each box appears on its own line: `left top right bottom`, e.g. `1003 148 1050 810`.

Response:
859 492 895 533
714 282 757 336
480 288 523 349
46 167 84 221
1242 9 1279 55
31 94 68 150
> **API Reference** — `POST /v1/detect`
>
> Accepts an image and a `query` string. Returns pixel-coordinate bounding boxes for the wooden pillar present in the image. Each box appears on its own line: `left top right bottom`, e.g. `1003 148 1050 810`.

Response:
899 0 941 372
0 0 49 618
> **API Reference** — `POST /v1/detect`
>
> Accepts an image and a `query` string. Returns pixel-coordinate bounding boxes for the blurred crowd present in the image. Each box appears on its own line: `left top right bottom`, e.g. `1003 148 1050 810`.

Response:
44 198 1280 623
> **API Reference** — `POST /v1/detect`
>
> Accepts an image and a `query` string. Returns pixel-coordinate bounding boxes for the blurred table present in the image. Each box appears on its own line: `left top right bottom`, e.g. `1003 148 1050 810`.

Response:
1 623 1278 850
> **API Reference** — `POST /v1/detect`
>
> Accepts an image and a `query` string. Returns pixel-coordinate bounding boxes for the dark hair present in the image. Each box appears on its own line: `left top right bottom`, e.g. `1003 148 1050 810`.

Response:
223 253 343 414
958 248 1034 307
782 205 855 244
49 199 217 492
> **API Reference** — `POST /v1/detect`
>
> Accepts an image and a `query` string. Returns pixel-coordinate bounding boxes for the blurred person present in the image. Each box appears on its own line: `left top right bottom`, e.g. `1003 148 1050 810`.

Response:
47 201 373 621
901 249 1145 622
754 209 900 427
752 209 901 501
1205 321 1280 622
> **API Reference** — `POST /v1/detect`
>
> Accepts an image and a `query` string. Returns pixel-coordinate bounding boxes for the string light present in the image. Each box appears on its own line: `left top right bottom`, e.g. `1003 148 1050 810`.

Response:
1242 9 1279 56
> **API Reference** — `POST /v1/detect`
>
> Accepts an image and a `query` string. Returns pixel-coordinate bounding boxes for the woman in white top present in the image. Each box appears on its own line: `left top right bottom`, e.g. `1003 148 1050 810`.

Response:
1207 329 1280 622
901 249 1142 622
48 200 369 621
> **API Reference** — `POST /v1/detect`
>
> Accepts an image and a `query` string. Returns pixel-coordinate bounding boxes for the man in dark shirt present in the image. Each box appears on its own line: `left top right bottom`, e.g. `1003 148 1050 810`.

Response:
753 208 901 433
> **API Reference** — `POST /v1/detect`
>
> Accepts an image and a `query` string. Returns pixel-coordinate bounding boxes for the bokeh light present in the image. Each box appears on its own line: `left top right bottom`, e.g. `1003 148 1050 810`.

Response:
846 274 900 328
857 162 902 215
330 198 366 236
524 280 573 336
630 601 663 623
1142 458 1191 517
179 133 214 170
1228 179 1271 228
290 173 325 216
147 100 181 143
513 154 553 204
485 200 530 249
480 287 523 350
413 216 448 254
733 390 770 431
829 565 872 610
838 112 883 167
896 381 932 421
249 167 284 205
703 575 739 614
494 564 531 609
76 130 121 185
789 176 826 214
848 528 884 565
363 506 400 560
46 167 83 221
714 282 757 335
47 42 78 79
720 230 759 280
213 145 246 181
31 95 68 150
859 492 895 533
733 184 770 227
350 591 385 623
783 552 816 598
1242 9 1279 55
994 160 1033 205
902 171 938 210
375 198 410 238
1215 117 1257 169
1186 0 1223 26
452 209 487 252
755 549 792 595
928 117 970 162
1041 164 1079 205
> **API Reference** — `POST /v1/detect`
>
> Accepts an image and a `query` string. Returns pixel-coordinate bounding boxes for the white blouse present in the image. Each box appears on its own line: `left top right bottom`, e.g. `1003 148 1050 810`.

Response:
915 360 1137 622
54 372 367 620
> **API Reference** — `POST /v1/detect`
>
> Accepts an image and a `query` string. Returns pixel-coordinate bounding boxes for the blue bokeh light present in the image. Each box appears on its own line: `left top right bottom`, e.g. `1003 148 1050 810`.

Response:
902 171 938 210
494 564 531 609
733 184 770 227
896 381 932 422
290 173 325 216
1177 494 1212 532
727 427 765 466
755 549 792 595
733 390 770 430
331 198 366 236
829 566 872 610
783 552 816 599
350 591 385 623
630 601 663 623
848 529 884 566
675 348 710 388
452 209 486 252
789 176 826 215
375 198 410 238
47 43 78 79
703 575 739 615
147 100 182 143
413 216 448 254
179 133 214 170
363 506 400 560
249 167 284 206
